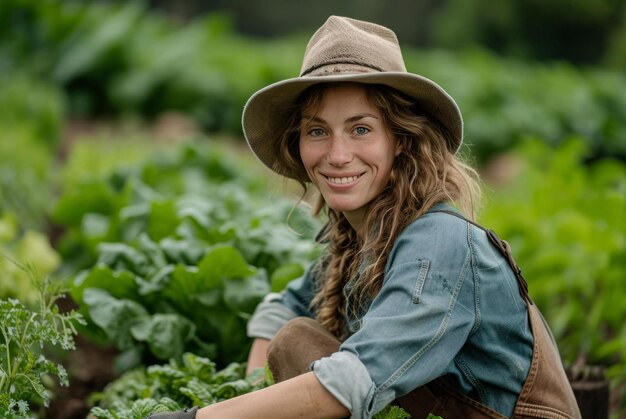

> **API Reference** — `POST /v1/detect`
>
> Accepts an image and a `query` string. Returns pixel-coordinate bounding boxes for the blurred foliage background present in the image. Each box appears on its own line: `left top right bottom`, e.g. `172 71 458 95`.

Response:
153 0 626 69
1 0 625 417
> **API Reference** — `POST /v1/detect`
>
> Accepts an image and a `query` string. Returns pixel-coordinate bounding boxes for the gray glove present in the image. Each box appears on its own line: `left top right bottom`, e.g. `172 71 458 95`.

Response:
146 406 199 419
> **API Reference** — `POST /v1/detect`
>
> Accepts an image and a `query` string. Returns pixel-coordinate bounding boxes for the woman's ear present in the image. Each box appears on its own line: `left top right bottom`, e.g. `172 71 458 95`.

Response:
394 139 403 157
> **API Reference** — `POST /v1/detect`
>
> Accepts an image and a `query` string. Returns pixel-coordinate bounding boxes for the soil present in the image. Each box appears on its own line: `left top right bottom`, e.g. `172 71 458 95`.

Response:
38 336 117 419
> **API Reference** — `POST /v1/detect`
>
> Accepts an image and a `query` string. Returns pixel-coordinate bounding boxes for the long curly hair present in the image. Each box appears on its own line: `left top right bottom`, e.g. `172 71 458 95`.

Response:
275 82 481 338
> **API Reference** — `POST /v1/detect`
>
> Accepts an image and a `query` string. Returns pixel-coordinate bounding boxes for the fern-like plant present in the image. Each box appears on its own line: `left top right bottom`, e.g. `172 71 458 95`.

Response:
0 258 85 418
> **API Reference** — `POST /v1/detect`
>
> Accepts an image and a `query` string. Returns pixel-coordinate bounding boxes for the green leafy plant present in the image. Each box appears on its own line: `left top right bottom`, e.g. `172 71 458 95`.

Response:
405 48 626 162
89 352 267 418
54 142 321 370
53 141 276 274
0 259 85 417
90 353 423 419
373 405 412 419
68 189 319 370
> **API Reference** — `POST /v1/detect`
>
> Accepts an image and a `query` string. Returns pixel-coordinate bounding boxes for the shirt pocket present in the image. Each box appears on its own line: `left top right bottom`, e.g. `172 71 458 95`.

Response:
412 259 431 304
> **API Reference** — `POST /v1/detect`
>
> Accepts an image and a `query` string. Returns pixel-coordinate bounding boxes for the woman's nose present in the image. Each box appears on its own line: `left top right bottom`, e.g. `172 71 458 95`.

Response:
327 136 352 166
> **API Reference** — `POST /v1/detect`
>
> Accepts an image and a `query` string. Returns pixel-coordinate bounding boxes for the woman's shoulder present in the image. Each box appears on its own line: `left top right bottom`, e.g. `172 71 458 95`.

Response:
402 203 470 239
388 203 472 264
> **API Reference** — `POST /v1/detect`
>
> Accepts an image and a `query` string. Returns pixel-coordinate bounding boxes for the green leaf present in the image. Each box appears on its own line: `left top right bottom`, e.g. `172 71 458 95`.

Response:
118 203 150 242
212 362 245 384
270 263 304 292
160 238 206 265
81 213 111 241
215 379 251 400
148 200 179 241
130 313 195 360
71 265 138 305
137 234 168 269
162 264 202 310
181 353 216 382
52 181 119 226
130 398 165 417
198 245 256 287
90 407 116 419
97 242 151 276
179 378 215 405
222 272 270 313
373 405 412 419
83 288 149 350
136 264 175 295
195 289 222 308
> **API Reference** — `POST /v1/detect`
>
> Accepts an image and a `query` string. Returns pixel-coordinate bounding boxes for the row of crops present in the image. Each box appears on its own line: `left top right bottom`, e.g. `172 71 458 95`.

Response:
1 1 625 417
3 0 626 162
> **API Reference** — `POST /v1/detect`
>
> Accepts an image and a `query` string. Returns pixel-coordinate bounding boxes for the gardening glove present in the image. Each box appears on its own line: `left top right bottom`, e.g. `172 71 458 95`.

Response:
146 406 199 419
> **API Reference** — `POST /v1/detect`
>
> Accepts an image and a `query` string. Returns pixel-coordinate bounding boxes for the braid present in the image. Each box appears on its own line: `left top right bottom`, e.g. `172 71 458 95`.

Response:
311 213 358 338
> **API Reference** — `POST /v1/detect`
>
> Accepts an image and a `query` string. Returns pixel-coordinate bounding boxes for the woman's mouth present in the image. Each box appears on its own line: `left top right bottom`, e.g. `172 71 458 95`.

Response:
324 174 363 184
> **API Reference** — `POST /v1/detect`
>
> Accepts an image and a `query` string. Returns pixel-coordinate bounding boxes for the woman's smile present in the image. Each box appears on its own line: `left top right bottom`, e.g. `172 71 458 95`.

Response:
323 173 364 186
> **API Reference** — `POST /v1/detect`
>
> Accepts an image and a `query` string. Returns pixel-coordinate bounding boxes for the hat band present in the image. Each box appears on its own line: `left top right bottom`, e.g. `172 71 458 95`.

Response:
300 59 385 77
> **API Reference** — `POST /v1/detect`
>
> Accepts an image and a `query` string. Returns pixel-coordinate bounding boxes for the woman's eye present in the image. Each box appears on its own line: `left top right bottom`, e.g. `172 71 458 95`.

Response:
354 126 370 135
308 128 326 137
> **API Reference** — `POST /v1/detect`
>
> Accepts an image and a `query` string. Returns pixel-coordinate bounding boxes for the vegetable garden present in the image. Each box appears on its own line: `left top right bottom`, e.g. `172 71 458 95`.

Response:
1 1 625 418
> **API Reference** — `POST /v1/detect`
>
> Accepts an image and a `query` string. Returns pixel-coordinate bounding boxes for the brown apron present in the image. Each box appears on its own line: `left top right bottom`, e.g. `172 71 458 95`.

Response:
394 301 582 419
267 215 582 419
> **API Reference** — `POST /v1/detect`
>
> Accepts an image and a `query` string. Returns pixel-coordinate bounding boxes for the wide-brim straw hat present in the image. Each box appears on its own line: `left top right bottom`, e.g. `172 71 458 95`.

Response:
242 15 463 182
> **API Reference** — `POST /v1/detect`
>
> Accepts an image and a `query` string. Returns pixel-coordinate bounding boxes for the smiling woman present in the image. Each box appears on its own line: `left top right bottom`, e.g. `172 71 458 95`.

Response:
148 15 582 419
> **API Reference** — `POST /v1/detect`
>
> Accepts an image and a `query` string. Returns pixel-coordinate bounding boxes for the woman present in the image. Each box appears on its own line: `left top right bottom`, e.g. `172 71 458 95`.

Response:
150 16 581 419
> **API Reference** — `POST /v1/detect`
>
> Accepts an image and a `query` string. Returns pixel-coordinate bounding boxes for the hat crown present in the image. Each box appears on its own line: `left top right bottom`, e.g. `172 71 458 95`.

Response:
300 16 406 77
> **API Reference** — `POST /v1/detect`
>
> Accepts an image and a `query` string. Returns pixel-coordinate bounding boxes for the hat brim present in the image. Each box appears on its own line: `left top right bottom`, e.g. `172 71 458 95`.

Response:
242 71 463 182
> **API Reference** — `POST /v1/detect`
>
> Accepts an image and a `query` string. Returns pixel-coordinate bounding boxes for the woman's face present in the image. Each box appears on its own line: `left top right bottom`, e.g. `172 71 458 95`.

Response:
299 84 400 230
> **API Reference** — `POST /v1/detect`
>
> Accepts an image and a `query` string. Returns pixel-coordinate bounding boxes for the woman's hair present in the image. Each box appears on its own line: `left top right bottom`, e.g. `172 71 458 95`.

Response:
276 82 481 338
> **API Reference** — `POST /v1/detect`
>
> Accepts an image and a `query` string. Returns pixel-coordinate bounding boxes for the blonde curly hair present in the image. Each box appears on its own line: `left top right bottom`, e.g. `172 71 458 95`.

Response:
276 82 481 338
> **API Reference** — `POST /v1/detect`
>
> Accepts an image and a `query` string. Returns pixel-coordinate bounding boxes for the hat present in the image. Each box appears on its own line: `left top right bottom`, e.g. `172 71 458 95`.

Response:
242 15 463 182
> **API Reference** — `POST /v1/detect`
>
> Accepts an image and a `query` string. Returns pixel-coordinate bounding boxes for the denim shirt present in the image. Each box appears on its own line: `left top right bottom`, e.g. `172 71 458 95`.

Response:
247 203 533 418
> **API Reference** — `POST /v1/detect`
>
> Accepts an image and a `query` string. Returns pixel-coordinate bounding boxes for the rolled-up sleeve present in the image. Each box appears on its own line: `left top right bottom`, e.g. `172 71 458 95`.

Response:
247 262 318 340
312 351 376 416
312 215 478 418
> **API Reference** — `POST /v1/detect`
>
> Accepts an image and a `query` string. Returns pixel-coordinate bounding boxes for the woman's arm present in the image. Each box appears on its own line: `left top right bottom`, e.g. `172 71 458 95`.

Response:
196 371 349 419
245 338 270 376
